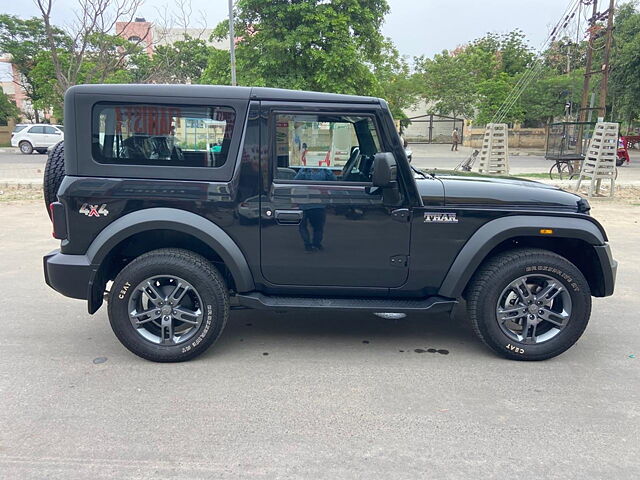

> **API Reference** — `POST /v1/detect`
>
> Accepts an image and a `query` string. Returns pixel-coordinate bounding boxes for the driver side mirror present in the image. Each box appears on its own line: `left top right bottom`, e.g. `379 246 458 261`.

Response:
371 152 397 188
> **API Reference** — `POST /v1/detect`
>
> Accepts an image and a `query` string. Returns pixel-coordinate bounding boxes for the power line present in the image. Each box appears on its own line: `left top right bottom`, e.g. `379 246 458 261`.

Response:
491 0 583 124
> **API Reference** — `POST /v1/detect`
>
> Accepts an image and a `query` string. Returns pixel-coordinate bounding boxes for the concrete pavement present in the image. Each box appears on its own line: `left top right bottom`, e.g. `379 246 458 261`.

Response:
2 146 640 187
0 199 638 479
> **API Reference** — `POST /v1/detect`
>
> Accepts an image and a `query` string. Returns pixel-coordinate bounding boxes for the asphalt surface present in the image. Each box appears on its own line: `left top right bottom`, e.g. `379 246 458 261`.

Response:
0 198 639 479
2 145 640 184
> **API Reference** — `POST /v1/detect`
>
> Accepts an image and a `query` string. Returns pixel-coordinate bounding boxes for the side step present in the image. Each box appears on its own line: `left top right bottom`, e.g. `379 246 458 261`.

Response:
234 293 457 313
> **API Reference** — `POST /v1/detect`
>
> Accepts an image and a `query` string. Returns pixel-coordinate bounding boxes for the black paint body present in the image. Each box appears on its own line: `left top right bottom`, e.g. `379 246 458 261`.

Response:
43 85 617 314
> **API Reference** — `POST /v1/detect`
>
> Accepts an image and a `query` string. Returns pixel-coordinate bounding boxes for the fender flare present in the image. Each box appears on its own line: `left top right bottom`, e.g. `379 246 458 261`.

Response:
86 207 255 300
437 215 606 299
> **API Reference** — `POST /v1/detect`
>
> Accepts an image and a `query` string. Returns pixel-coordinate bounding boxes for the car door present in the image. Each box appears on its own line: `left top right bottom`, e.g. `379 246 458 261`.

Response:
259 105 411 288
43 126 63 146
27 126 45 147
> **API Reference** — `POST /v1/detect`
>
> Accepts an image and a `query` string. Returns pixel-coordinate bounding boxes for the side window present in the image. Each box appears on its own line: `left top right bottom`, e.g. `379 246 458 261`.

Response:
29 126 44 134
274 113 381 183
44 126 58 134
92 103 236 167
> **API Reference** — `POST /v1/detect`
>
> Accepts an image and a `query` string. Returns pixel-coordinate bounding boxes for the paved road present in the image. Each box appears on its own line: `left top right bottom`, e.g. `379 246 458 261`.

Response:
0 150 49 184
0 200 638 479
2 146 640 184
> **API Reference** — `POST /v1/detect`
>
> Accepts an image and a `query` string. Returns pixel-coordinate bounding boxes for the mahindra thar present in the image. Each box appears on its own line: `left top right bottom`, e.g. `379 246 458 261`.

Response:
42 84 617 362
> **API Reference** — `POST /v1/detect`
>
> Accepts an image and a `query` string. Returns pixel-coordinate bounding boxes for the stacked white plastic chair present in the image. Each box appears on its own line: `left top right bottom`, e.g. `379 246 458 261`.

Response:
576 122 618 198
475 123 510 175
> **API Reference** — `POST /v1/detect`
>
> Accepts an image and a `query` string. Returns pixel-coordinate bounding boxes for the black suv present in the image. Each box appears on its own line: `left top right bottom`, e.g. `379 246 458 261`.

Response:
43 84 617 362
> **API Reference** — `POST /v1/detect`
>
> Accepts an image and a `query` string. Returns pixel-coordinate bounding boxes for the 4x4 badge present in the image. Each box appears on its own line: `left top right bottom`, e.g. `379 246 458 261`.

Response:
80 203 109 217
423 212 458 223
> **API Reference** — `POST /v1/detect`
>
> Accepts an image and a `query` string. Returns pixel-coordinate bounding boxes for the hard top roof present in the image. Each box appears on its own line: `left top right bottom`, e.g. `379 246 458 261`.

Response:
68 84 380 104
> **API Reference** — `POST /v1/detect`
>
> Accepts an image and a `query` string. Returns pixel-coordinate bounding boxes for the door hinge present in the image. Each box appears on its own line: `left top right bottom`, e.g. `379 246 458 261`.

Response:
391 208 410 223
390 255 408 268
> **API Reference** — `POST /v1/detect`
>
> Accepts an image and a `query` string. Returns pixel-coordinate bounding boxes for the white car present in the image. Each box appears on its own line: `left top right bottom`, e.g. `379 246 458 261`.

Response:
11 124 64 154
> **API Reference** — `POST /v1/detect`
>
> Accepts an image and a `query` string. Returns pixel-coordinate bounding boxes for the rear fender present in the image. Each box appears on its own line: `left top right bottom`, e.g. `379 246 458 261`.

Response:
86 208 254 313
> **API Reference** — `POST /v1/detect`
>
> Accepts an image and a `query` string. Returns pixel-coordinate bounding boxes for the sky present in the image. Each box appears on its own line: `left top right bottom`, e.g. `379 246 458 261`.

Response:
1 0 577 79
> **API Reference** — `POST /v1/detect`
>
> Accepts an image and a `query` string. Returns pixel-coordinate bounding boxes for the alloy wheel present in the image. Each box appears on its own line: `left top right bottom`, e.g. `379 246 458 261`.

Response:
127 275 204 345
495 274 572 344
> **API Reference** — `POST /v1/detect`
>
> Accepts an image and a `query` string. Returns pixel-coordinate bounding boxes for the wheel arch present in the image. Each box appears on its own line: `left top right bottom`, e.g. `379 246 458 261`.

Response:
438 215 609 299
86 208 255 313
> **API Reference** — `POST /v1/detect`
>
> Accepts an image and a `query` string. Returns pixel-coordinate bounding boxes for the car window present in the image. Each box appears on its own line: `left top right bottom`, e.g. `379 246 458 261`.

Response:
44 126 59 134
56 126 64 132
92 103 236 168
13 125 27 133
28 126 45 134
274 113 381 183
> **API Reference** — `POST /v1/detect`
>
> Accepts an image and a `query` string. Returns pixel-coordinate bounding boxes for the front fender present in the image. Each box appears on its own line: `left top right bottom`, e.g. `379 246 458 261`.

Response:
437 215 607 299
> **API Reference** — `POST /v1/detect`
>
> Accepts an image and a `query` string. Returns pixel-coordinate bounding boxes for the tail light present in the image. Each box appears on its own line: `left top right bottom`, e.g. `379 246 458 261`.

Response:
49 202 68 239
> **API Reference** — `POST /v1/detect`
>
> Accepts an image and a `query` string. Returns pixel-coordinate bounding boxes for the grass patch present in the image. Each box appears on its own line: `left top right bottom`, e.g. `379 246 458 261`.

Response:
0 186 43 202
515 172 552 179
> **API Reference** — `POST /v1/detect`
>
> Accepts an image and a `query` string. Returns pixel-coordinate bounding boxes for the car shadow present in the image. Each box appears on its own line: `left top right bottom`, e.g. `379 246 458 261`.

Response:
204 305 491 359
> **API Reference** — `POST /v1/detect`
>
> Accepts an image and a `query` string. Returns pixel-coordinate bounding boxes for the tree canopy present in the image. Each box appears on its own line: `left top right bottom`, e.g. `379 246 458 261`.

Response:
610 2 640 127
0 0 638 129
0 90 20 125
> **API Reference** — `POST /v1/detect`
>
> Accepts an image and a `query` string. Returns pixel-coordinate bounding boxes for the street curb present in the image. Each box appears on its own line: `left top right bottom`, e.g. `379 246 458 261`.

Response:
0 181 43 189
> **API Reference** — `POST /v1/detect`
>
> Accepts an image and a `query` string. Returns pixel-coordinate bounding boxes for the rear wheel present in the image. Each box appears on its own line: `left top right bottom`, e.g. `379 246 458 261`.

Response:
549 161 573 180
19 141 33 154
108 249 229 362
466 248 591 361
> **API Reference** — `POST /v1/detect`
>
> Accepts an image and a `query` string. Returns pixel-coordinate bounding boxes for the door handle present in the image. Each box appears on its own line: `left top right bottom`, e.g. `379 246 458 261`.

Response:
275 209 303 225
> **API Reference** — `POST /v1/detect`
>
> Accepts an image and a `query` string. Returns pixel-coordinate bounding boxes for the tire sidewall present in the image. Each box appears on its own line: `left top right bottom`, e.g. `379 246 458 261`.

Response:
108 255 228 361
475 255 591 360
19 141 33 154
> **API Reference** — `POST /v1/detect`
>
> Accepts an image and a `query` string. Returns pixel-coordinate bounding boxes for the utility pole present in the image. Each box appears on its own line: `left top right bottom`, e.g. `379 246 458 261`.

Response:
576 0 615 153
228 0 237 86
597 0 616 121
577 0 599 156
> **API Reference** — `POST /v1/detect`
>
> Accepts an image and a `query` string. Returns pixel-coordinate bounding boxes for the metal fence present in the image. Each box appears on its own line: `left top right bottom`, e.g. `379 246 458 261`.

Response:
404 114 465 144
545 121 596 160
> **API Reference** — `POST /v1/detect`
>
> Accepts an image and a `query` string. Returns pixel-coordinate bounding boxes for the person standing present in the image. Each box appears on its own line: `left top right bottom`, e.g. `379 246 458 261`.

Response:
451 127 460 151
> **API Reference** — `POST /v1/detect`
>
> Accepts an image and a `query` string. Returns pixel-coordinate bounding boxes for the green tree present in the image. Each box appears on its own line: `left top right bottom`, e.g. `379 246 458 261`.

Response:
0 14 69 121
142 36 212 84
414 31 535 123
371 41 420 121
414 51 477 118
0 90 20 125
610 2 640 128
519 69 583 126
475 73 521 125
203 0 389 95
199 47 233 85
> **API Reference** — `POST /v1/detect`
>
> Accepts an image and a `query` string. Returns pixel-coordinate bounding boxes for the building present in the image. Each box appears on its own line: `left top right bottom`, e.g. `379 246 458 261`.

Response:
0 54 32 123
115 18 230 56
115 17 155 56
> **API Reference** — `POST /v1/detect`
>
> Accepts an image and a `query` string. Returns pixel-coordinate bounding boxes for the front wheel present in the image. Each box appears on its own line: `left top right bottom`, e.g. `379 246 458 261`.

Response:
466 248 591 361
108 248 229 362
